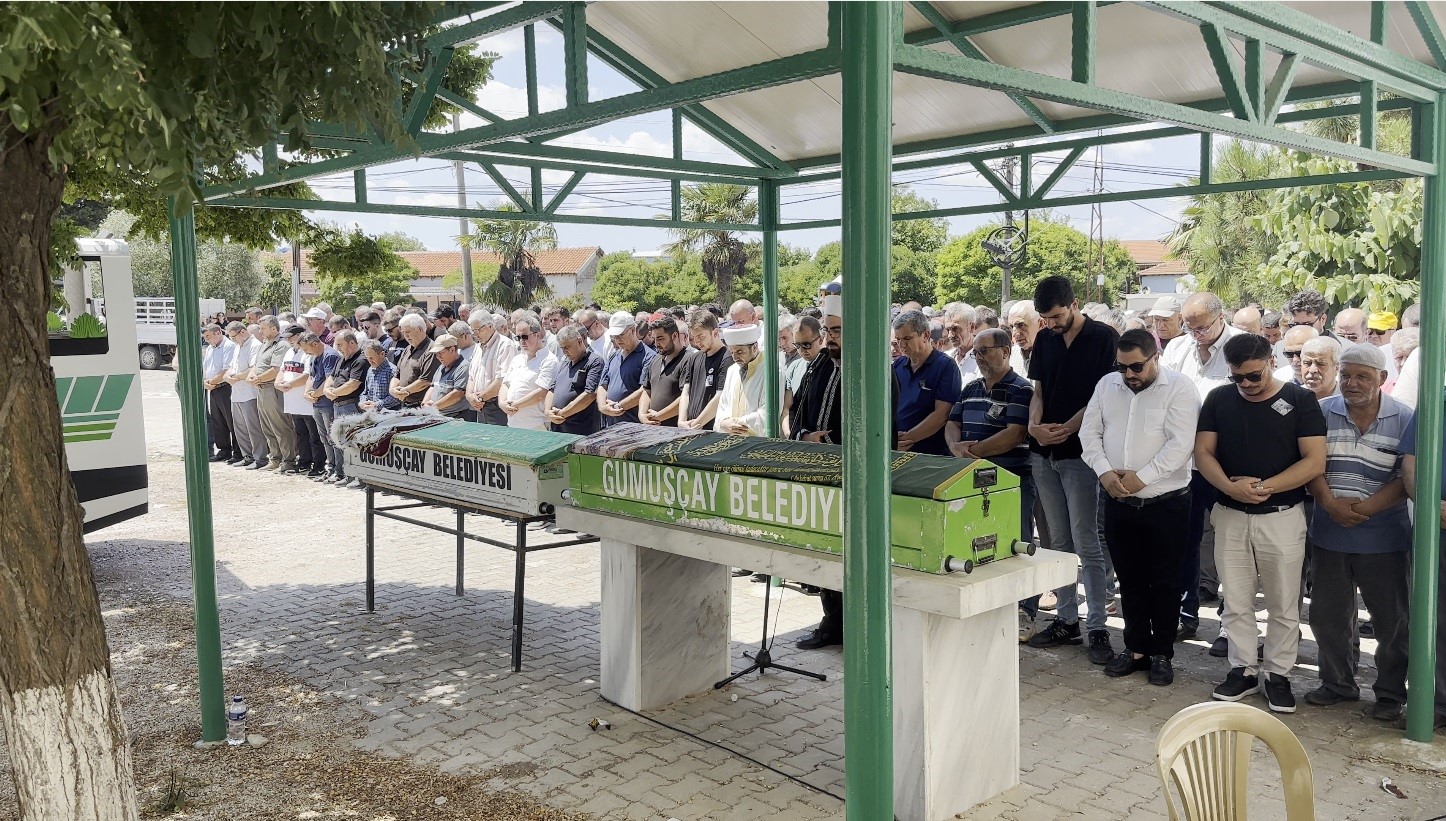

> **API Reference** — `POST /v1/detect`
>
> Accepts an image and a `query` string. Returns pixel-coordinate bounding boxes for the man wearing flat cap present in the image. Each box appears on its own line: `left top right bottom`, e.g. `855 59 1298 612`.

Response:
1304 343 1414 721
714 323 788 437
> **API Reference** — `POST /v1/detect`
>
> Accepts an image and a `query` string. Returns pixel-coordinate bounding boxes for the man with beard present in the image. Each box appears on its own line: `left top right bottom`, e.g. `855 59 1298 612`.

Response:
788 315 838 444
1081 330 1200 686
678 308 732 430
795 298 845 650
640 316 694 427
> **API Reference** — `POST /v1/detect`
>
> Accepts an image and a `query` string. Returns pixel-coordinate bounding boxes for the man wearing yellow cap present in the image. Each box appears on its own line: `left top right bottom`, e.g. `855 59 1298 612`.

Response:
1368 311 1400 381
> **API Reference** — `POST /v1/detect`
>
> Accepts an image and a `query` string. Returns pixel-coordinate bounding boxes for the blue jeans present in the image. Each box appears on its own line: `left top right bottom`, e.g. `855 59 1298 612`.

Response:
313 405 342 478
1030 453 1110 632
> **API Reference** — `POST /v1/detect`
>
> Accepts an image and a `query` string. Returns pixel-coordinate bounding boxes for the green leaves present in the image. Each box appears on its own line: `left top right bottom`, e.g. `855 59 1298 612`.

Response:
934 217 1133 308
311 228 415 315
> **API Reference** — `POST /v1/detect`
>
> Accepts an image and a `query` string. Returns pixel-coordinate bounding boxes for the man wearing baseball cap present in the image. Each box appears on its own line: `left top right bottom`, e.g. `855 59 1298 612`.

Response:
424 334 471 419
597 311 655 427
303 306 333 345
1146 295 1184 347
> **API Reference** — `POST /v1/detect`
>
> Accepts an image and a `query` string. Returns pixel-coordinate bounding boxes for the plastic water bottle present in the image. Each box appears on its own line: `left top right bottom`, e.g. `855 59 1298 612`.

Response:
226 695 247 746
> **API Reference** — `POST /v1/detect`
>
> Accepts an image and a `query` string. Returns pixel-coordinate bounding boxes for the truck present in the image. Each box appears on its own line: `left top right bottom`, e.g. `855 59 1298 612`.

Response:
135 296 228 370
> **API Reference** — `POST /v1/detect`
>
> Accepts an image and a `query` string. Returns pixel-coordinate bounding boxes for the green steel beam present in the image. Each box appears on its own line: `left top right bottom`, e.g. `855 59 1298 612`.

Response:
1408 2 1446 70
354 169 367 204
166 201 227 743
525 24 540 117
209 195 762 232
206 48 835 197
761 179 780 438
1361 80 1378 151
477 162 535 212
434 86 504 126
840 3 894 818
436 147 761 192
1201 24 1254 122
1032 145 1084 198
426 1 567 50
893 44 1435 175
404 46 456 135
543 171 585 214
903 1 1121 48
531 165 544 211
1407 94 1445 743
970 158 1019 202
1072 2 1095 84
1152 2 1443 99
1371 1 1388 45
562 2 589 108
911 0 1055 133
1200 132 1213 184
558 21 795 172
672 108 684 221
1244 38 1265 119
261 142 278 174
447 141 787 180
1261 53 1301 126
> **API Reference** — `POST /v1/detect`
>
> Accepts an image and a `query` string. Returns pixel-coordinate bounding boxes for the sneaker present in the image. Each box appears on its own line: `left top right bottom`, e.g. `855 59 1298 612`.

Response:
1359 620 1374 638
1105 598 1119 616
1176 623 1198 642
1263 674 1296 713
796 630 842 651
306 469 326 478
1087 629 1114 664
1017 608 1034 644
1148 656 1174 686
1038 591 1058 611
1304 687 1358 707
245 461 265 470
235 459 254 468
343 478 363 489
264 460 282 471
1212 668 1261 702
1103 652 1149 677
1027 620 1082 648
1209 636 1229 658
1371 699 1404 722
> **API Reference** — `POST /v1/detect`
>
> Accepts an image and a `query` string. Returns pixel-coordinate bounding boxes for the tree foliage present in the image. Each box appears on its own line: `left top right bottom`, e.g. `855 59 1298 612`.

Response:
376 231 428 251
310 229 416 315
664 183 758 306
891 185 950 257
592 252 712 313
935 218 1134 307
468 202 558 311
258 257 292 314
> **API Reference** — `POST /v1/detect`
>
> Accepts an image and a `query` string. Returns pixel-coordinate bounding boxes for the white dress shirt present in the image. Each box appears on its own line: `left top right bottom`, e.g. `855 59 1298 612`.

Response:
950 348 980 384
466 331 520 401
1160 324 1241 400
1080 367 1201 497
203 339 236 383
228 336 262 402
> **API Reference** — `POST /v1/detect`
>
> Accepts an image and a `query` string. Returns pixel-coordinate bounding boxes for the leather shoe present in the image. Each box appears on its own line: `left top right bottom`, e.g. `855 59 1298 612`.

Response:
1103 652 1149 677
796 631 842 651
209 453 229 463
1209 636 1228 657
1148 656 1174 686
1176 623 1198 642
1371 700 1404 722
1304 686 1358 707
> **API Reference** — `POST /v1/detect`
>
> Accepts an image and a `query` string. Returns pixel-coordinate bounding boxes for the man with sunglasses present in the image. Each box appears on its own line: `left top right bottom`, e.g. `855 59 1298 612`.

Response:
1197 333 1327 713
1082 330 1200 686
1331 307 1367 344
796 298 847 650
1160 292 1241 644
1274 325 1318 385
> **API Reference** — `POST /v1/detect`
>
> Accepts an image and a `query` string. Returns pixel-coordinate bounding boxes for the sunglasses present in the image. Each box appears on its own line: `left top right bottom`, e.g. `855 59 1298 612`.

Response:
1229 370 1266 384
516 333 531 341
1284 350 1302 360
1113 361 1148 374
793 338 819 350
972 345 1007 356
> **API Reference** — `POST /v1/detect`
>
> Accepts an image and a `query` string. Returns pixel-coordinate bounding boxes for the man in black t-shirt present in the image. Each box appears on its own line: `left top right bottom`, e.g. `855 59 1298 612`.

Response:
678 308 733 431
1023 276 1120 665
641 317 694 427
1196 333 1326 714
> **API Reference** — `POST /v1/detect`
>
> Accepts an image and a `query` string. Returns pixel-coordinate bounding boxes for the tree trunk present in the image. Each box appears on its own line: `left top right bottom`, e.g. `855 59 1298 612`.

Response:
0 118 140 819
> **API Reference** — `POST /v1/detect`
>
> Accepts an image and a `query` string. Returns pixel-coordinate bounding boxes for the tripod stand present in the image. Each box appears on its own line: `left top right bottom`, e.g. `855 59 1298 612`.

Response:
714 575 827 689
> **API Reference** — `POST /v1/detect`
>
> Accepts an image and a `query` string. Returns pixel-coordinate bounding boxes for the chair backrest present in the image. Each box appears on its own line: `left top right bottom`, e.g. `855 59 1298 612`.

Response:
1155 702 1315 821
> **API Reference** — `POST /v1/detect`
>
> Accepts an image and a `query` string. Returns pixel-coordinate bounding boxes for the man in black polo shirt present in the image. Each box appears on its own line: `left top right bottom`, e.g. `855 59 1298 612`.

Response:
1024 276 1120 665
640 316 694 427
1197 333 1325 713
545 325 603 435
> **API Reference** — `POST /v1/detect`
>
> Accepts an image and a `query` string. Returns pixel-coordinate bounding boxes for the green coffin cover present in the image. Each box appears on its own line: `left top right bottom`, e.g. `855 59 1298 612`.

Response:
393 421 578 467
569 424 971 500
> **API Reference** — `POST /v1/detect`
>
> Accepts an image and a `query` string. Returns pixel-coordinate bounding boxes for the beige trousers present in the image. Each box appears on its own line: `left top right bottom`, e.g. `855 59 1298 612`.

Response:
1211 504 1307 678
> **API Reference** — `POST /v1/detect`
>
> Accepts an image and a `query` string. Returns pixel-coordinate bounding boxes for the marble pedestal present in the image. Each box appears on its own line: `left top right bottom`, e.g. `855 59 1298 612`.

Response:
558 507 1077 821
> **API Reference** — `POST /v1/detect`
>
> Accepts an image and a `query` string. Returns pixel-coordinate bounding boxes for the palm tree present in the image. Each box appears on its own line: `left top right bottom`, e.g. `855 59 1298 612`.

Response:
467 201 558 312
664 183 758 306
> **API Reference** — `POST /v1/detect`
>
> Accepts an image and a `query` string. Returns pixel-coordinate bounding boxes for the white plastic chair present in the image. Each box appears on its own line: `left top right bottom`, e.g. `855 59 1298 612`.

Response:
1155 701 1316 820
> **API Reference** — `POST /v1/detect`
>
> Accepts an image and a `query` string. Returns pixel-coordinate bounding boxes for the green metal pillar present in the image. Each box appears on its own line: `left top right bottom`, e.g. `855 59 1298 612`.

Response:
840 2 894 817
167 201 227 742
1406 96 1445 743
761 179 781 437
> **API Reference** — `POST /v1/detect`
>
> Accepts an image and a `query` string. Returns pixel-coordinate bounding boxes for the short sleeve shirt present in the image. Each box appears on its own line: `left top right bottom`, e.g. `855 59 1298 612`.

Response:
681 346 733 427
950 370 1034 472
1308 393 1413 553
1026 317 1119 459
601 344 657 425
892 349 963 456
433 359 471 417
642 348 695 426
551 350 604 435
1400 390 1446 507
308 347 342 410
329 351 369 404
1197 380 1327 508
396 343 440 407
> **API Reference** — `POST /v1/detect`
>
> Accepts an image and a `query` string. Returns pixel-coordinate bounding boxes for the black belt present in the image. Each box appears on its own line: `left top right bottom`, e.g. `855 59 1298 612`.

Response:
1113 486 1189 509
1216 499 1300 515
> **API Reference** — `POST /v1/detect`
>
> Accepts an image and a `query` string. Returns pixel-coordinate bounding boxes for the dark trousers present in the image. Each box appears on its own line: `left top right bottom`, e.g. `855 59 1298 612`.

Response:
208 384 237 457
1178 471 1218 627
291 414 319 470
1104 491 1191 658
1309 545 1410 704
478 400 508 426
819 589 843 639
1436 538 1446 718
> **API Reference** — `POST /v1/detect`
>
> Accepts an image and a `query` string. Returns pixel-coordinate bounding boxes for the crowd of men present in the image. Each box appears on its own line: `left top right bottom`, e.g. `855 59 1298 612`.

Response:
198 282 1446 729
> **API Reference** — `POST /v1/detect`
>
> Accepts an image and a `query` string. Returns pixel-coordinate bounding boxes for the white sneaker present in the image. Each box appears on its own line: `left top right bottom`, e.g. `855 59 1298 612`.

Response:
1018 608 1033 643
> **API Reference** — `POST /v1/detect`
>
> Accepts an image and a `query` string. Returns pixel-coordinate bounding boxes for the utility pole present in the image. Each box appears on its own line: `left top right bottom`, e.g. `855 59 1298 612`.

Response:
994 148 1019 306
1088 138 1106 302
453 113 475 304
290 240 302 316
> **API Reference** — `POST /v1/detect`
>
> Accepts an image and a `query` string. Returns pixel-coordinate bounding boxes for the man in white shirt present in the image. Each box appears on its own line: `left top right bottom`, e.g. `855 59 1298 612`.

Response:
1159 292 1240 649
943 303 979 384
500 313 558 431
1081 329 1201 687
202 323 239 462
466 310 519 426
223 321 268 468
715 323 788 437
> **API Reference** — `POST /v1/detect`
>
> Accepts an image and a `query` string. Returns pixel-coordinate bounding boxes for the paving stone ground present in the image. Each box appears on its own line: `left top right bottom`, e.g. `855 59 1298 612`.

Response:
83 372 1446 819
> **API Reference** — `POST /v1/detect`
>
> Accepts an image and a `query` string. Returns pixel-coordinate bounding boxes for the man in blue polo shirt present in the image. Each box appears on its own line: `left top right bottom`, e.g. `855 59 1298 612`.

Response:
892 310 961 456
598 310 656 427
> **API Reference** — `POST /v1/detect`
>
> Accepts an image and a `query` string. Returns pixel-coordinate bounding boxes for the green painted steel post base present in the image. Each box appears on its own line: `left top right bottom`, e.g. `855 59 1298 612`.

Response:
167 201 227 743
840 1 895 818
762 178 781 437
1406 96 1445 743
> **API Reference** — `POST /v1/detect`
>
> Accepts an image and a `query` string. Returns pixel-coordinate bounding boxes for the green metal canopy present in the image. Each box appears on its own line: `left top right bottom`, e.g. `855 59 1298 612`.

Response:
164 2 1446 815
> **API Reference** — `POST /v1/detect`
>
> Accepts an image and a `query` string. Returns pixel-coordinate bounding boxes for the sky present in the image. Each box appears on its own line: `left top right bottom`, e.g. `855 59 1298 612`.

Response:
294 23 1205 258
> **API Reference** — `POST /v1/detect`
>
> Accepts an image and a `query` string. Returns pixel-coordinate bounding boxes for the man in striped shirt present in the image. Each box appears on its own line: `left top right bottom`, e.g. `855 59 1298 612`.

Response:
1304 343 1413 721
359 340 401 412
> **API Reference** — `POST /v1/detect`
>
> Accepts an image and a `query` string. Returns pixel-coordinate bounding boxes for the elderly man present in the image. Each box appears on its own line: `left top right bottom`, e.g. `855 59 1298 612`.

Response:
575 307 611 359
1275 324 1319 384
598 311 656 427
501 313 558 431
1304 344 1412 721
1025 276 1120 663
422 334 471 419
466 309 518 426
202 323 239 463
640 316 694 427
1006 300 1040 374
1300 336 1342 400
788 315 837 444
300 332 344 483
1198 334 1326 712
678 308 733 431
1146 295 1185 348
715 323 788 437
892 310 962 456
727 299 755 327
448 320 475 366
943 303 980 383
277 325 321 476
545 325 604 435
358 340 401 413
389 314 439 409
248 316 295 469
303 306 333 344
1082 330 1201 686
224 321 269 469
1163 291 1243 642
1232 306 1263 335
946 327 1036 639
1387 328 1420 395
795 299 847 650
1332 307 1368 344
